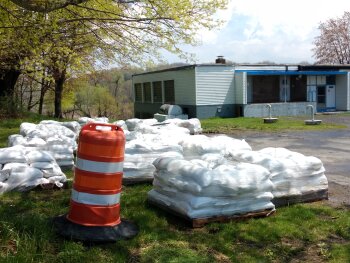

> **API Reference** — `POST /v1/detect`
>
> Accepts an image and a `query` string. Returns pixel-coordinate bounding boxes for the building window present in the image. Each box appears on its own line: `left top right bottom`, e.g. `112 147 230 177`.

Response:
164 80 175 104
134 83 142 102
153 81 162 103
143 82 152 103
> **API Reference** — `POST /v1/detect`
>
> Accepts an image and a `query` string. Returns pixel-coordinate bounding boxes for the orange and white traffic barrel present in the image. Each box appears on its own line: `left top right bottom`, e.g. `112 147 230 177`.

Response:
54 123 138 242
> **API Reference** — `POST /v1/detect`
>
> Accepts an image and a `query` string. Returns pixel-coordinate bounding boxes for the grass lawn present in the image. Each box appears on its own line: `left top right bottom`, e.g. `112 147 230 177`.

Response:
201 116 346 134
0 115 349 262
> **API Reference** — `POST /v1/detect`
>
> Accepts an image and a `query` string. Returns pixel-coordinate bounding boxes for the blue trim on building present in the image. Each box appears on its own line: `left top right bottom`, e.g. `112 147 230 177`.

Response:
234 70 347 75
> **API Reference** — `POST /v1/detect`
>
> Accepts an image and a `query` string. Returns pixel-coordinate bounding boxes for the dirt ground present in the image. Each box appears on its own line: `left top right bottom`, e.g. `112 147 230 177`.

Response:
227 114 350 208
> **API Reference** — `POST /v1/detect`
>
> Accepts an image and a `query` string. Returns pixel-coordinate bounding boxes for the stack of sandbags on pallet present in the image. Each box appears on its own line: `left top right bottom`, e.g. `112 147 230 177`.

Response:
9 121 78 168
124 134 184 183
0 145 67 194
229 147 328 206
148 157 275 220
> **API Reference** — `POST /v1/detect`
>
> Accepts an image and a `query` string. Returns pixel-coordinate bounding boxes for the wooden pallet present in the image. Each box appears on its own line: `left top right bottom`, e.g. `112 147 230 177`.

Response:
272 189 328 207
122 177 153 185
148 199 276 228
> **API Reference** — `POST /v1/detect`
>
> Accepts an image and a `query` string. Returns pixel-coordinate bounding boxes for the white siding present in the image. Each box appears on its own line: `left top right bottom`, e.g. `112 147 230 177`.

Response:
336 73 350 110
234 72 247 104
133 68 196 105
195 66 234 105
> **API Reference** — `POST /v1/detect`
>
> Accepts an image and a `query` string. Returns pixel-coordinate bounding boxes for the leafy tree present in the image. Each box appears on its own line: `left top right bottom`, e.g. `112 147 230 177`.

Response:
10 0 88 12
74 83 119 118
0 2 44 113
1 0 228 117
313 12 350 64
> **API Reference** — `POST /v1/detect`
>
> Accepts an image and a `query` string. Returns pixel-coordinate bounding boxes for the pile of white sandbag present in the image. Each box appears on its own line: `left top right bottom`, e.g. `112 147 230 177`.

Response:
78 117 109 126
123 133 184 182
229 147 328 206
8 120 78 167
148 157 275 219
180 135 251 159
0 145 67 194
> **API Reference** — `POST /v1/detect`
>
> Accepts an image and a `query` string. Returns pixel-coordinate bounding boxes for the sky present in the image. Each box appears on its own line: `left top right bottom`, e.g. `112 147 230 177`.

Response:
165 0 350 65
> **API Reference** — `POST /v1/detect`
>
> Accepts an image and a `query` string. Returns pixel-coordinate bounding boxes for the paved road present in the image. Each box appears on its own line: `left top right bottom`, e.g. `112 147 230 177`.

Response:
227 114 350 207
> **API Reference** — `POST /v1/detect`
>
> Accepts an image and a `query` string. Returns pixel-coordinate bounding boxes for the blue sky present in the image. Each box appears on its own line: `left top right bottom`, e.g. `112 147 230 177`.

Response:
165 0 350 64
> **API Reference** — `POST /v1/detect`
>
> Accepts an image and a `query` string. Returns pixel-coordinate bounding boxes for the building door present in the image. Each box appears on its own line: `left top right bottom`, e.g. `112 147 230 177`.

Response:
307 86 316 102
326 85 336 110
317 86 326 111
279 76 290 102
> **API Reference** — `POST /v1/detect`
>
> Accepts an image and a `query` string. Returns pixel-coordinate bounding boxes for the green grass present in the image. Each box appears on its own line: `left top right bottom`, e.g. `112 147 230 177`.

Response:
0 114 349 262
201 116 346 133
0 187 349 263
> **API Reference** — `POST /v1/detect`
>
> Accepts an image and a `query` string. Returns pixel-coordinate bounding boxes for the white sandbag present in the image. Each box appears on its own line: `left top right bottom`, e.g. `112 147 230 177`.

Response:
37 124 76 139
124 160 156 179
0 169 10 182
8 134 25 147
180 135 222 157
46 175 67 183
24 137 47 147
19 122 37 136
61 121 81 133
26 129 50 139
125 118 142 131
3 163 29 170
113 120 128 131
4 166 43 192
56 160 74 167
165 118 203 134
78 117 94 125
30 162 63 178
0 147 27 164
148 190 275 219
25 150 55 163
44 145 74 154
153 158 272 197
45 136 77 150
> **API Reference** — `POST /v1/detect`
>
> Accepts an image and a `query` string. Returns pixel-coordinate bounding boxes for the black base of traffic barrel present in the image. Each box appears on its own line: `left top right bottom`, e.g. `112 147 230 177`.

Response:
53 214 139 243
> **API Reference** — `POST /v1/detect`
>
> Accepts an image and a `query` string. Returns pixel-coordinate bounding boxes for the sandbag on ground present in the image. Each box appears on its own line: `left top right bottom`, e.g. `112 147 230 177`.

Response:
229 147 328 206
0 147 67 194
148 157 275 221
180 135 251 159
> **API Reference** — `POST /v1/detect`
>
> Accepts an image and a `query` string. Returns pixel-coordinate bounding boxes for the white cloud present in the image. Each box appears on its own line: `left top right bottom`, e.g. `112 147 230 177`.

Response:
168 0 350 64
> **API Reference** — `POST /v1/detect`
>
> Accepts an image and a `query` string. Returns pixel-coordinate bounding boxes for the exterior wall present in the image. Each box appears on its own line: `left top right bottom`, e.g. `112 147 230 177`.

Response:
234 72 247 104
195 66 234 105
336 73 350 110
243 102 317 117
247 75 253 103
133 68 196 105
195 104 235 119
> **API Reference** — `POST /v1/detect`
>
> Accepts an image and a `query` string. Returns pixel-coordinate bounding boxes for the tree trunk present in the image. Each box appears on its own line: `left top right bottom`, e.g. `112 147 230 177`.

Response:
0 69 21 99
54 71 66 118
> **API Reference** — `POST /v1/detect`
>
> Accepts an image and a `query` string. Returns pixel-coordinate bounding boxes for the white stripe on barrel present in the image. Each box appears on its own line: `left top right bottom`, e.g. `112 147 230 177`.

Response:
71 189 121 206
76 157 123 173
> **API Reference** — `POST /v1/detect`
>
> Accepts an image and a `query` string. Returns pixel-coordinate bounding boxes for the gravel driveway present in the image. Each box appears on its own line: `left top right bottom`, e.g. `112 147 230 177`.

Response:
228 114 350 208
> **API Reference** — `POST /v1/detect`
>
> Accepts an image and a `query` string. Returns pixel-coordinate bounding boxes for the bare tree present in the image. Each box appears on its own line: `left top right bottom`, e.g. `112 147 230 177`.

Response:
313 12 350 64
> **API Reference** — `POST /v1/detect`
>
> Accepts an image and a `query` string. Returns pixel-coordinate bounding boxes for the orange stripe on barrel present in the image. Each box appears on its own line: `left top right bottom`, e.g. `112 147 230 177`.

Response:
67 200 121 226
74 168 123 192
77 142 124 162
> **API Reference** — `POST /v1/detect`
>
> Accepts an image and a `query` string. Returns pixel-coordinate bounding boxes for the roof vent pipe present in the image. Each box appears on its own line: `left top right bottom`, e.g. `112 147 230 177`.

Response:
215 56 226 64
